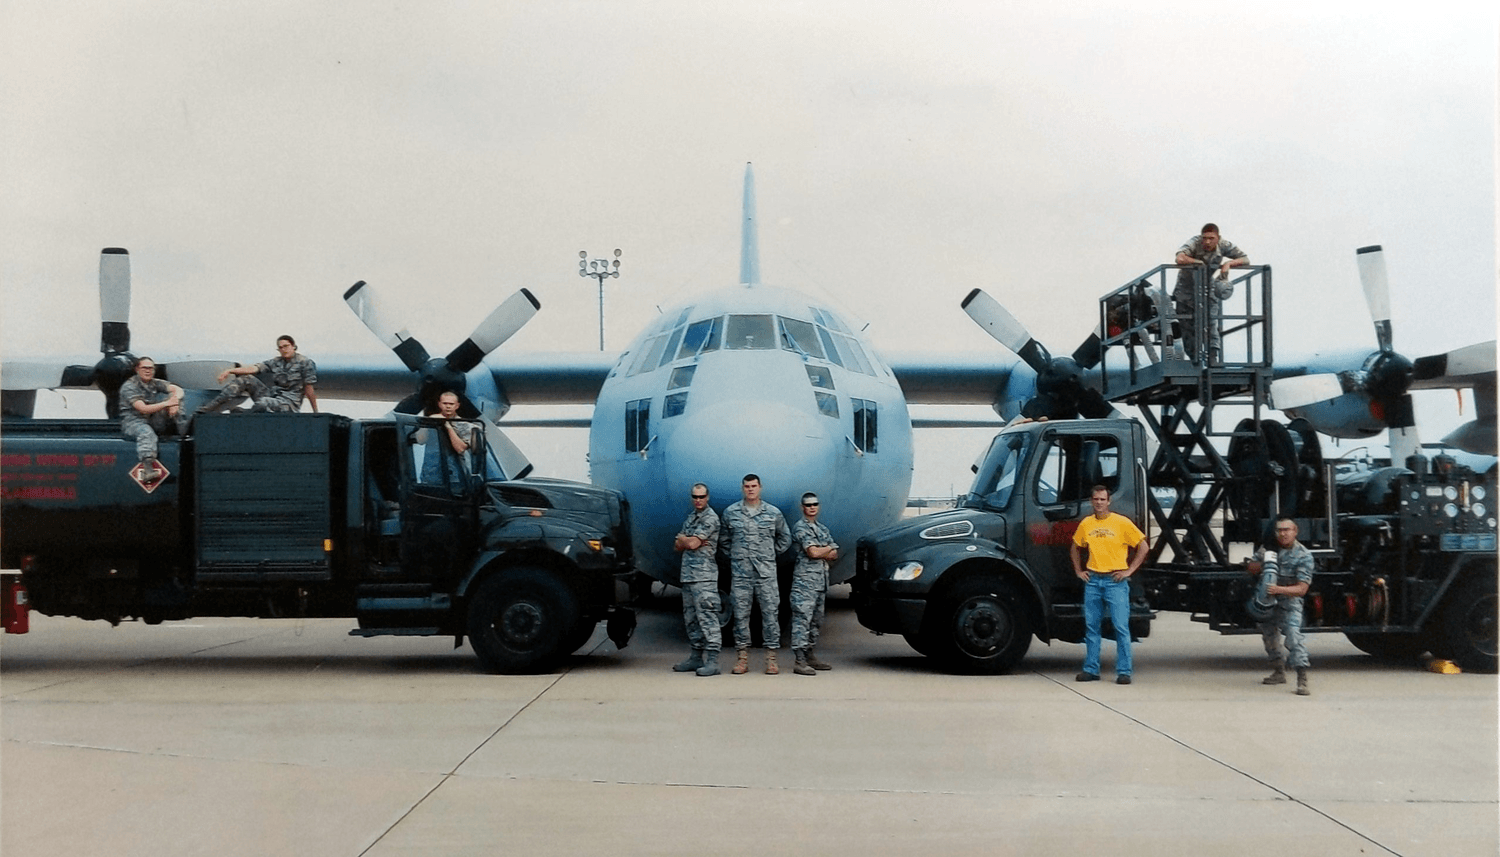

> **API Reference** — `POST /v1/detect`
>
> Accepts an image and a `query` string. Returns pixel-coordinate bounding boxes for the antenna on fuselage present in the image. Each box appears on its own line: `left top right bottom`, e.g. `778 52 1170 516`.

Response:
740 162 761 287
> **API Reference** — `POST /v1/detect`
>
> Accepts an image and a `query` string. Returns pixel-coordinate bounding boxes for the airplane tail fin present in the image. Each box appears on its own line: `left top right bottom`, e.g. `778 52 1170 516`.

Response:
740 162 760 287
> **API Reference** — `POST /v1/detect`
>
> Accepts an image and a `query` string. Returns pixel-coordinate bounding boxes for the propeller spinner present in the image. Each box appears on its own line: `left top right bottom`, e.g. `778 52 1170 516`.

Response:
343 280 540 479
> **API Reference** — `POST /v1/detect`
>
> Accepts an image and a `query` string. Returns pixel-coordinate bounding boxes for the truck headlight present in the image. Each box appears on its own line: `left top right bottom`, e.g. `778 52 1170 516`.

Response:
892 561 924 581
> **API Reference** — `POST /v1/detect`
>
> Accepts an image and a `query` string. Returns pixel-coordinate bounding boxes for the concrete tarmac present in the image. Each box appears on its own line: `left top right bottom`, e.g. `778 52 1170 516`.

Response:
2 588 1495 857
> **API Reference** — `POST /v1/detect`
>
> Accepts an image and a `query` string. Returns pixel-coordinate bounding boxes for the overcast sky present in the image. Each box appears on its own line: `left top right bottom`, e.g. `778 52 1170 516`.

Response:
3 2 1494 493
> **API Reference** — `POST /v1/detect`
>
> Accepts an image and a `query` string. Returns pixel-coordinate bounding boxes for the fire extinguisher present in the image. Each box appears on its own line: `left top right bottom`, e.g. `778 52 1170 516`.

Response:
2 575 30 634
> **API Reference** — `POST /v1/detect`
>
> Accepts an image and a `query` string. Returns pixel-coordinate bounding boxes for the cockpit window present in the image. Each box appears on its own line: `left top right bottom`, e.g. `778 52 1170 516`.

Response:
814 391 839 418
725 314 776 350
779 317 826 359
817 327 844 368
669 365 696 390
626 334 663 376
805 365 833 390
657 325 686 369
814 307 850 334
678 317 722 359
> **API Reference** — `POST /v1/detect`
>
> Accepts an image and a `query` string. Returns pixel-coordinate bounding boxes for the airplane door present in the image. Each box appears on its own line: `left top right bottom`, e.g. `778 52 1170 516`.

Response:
394 415 481 583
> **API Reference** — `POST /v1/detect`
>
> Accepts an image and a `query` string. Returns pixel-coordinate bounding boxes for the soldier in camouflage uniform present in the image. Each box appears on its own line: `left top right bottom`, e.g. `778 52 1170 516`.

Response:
117 357 187 483
790 492 838 676
719 474 791 675
1246 516 1315 695
672 483 722 676
199 335 318 414
1172 224 1249 362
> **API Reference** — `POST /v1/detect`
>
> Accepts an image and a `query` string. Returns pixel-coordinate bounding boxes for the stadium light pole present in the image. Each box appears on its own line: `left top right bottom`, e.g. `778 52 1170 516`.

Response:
579 249 623 351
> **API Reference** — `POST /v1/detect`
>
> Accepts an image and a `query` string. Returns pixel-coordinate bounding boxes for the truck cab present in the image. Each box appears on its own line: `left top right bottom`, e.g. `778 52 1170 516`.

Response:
853 418 1152 673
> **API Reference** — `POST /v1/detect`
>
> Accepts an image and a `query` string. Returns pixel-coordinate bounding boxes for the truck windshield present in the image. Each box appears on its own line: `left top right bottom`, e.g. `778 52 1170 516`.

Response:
963 431 1031 510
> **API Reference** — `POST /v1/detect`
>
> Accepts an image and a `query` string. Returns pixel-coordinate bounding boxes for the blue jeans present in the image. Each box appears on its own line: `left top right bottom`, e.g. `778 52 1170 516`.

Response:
1082 574 1132 677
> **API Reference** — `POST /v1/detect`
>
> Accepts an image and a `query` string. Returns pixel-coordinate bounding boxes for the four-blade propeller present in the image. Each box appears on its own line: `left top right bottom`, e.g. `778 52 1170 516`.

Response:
342 280 540 480
1269 246 1497 457
961 287 1116 420
1 248 234 417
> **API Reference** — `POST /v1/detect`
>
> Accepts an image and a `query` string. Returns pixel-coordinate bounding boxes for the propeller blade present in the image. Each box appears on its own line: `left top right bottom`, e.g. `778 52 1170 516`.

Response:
99 248 131 354
445 289 541 373
961 288 1052 373
1441 421 1497 457
1071 332 1104 370
1355 245 1393 354
1412 340 1497 388
343 280 431 371
1270 374 1347 410
483 421 534 481
158 360 238 390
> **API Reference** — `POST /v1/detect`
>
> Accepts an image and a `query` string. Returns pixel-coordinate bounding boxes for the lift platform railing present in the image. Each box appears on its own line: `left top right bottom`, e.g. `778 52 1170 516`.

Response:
1095 263 1273 397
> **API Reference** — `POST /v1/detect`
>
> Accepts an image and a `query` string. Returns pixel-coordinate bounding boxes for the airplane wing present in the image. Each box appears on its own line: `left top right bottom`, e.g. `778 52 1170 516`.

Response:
312 350 619 406
883 351 1019 409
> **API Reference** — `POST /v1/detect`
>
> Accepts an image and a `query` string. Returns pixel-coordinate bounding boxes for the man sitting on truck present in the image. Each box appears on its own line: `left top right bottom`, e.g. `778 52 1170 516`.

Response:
198 335 318 414
118 356 188 483
1245 517 1315 696
1071 484 1150 685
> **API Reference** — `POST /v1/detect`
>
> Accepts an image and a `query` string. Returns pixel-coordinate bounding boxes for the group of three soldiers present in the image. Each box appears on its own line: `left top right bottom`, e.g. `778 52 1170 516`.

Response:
672 474 838 677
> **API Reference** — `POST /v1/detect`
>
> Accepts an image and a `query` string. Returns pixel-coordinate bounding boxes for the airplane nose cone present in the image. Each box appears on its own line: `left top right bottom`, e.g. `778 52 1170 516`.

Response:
667 399 835 501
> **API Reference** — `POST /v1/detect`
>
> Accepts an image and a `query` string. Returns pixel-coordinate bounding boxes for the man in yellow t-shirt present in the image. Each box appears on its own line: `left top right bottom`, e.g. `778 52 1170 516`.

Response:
1070 485 1149 684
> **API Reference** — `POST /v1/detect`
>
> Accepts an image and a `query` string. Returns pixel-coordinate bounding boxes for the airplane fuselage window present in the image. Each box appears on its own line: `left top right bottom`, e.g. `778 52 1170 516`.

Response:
625 398 650 452
817 327 845 369
677 317 722 359
804 365 834 390
779 317 826 359
664 392 689 418
657 325 686 369
815 391 839 418
852 397 878 453
669 365 696 390
627 335 664 376
725 314 776 349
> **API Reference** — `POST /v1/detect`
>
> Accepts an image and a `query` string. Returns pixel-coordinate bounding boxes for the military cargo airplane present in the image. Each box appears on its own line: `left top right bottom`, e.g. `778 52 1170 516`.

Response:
5 166 1493 587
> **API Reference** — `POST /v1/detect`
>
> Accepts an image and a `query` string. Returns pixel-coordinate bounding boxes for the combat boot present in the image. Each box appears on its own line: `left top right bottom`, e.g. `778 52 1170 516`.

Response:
731 649 749 675
764 650 779 675
805 648 832 671
672 649 704 673
793 650 815 676
1295 667 1310 696
1262 660 1287 685
195 392 233 415
696 651 720 676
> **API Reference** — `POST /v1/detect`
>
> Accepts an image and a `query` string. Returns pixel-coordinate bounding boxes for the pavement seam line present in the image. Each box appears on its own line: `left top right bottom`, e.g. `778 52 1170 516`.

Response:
356 668 570 856
1041 671 1406 857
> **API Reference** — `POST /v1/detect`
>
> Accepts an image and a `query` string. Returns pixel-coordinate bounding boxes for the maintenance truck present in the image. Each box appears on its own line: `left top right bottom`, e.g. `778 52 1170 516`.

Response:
853 263 1497 674
0 411 636 673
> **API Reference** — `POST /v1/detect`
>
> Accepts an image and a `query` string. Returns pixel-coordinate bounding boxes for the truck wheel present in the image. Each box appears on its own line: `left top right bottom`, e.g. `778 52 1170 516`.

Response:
922 577 1032 674
1434 574 1498 674
467 568 578 674
1343 631 1429 662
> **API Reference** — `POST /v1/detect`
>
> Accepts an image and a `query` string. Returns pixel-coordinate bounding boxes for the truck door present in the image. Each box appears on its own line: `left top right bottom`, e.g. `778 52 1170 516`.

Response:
394 414 484 583
1026 428 1132 598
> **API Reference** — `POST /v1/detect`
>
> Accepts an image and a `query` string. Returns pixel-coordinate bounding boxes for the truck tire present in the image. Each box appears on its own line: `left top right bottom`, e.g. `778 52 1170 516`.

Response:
467 568 578 674
1433 573 1498 674
921 577 1032 674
